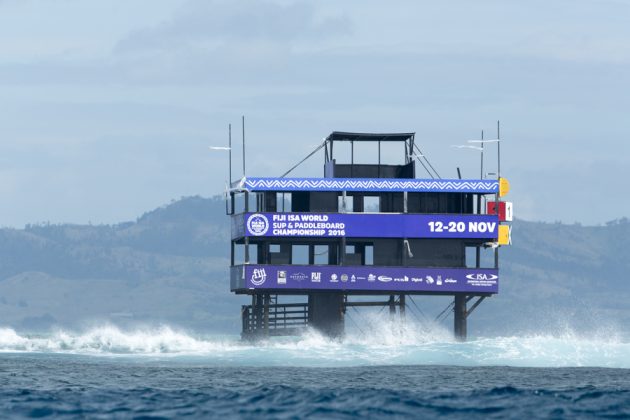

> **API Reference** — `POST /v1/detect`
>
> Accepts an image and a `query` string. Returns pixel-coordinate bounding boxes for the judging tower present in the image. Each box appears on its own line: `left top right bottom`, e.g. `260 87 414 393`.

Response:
228 132 511 341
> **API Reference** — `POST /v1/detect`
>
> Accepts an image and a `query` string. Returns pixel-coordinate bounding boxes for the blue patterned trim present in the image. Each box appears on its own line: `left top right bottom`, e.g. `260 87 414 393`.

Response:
240 177 498 193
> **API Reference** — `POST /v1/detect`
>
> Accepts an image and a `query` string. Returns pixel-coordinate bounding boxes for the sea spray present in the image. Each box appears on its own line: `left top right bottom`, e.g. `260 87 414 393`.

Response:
0 324 629 368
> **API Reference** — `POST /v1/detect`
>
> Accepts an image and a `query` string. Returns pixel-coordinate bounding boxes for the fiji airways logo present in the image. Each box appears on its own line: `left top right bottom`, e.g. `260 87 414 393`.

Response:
466 273 498 281
247 213 269 236
251 268 267 286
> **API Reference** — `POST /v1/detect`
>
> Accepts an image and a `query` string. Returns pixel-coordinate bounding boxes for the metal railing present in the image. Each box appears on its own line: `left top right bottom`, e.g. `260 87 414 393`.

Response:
242 302 308 338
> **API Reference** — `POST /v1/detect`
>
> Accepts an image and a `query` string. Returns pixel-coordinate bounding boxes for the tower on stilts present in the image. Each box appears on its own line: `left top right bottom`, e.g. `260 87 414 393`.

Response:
227 131 511 341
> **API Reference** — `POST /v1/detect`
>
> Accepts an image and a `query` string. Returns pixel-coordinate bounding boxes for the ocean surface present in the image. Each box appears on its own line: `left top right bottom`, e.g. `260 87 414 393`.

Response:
1 324 629 418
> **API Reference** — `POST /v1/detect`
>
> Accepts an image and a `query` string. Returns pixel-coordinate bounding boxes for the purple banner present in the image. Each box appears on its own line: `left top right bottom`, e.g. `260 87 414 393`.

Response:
232 213 499 239
232 265 498 294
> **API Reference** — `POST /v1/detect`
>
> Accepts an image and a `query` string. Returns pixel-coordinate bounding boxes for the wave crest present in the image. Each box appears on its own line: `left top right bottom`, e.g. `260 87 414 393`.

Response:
0 325 233 355
1 324 629 368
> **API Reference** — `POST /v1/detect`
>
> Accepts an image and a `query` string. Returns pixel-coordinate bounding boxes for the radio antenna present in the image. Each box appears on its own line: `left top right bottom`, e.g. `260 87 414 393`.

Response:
228 124 232 184
242 115 246 178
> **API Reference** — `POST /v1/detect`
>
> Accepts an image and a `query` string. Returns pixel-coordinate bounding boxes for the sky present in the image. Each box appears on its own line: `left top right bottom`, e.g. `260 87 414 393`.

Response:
0 0 629 227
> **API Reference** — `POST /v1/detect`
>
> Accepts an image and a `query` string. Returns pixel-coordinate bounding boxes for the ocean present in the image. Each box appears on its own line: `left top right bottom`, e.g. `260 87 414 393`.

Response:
1 324 629 418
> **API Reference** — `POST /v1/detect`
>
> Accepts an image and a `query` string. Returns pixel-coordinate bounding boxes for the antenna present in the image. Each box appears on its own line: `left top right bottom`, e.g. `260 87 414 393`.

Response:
495 120 500 270
228 123 232 185
242 115 246 178
497 120 500 180
457 167 462 179
480 129 484 179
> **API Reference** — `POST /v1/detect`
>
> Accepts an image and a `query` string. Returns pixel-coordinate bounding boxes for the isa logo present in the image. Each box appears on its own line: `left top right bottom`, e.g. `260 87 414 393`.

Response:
466 273 498 281
247 214 269 236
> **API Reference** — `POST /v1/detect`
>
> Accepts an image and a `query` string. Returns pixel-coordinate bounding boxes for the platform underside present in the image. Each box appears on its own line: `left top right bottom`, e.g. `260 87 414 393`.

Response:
235 289 492 296
240 292 487 341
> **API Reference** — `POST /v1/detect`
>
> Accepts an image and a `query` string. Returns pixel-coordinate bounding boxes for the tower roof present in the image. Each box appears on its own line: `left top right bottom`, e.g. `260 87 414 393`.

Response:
325 132 415 142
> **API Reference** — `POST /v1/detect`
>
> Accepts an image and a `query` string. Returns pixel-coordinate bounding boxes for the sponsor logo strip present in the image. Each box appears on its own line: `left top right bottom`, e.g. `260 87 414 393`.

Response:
242 265 498 293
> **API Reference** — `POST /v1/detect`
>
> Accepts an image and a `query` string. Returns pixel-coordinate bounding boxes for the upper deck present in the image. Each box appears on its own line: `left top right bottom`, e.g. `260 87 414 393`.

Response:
226 131 506 296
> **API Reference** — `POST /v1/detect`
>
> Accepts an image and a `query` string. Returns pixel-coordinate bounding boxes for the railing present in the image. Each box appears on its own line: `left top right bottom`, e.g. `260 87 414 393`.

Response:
242 301 308 339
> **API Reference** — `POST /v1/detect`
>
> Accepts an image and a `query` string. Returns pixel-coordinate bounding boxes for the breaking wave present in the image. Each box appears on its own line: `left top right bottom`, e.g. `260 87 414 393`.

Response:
0 323 628 368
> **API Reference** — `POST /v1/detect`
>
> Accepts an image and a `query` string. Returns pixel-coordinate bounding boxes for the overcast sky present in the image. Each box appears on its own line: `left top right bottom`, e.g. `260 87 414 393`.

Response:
1 0 629 227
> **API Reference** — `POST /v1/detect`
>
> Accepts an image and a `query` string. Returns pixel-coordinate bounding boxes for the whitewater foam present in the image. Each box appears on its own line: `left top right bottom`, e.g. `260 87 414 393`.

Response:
0 325 236 355
1 323 628 368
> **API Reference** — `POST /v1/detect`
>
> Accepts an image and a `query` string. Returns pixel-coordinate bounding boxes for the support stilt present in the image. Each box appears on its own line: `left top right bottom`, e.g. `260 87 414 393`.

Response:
254 294 264 338
454 294 467 341
263 293 270 338
308 292 345 338
399 294 406 322
388 295 396 321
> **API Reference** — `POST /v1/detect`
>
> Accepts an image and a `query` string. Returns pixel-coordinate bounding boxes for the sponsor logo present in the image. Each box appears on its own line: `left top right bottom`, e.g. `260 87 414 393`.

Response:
330 274 338 283
311 272 321 283
445 277 457 284
277 270 286 285
247 213 269 236
251 268 267 286
341 274 349 282
426 275 435 284
368 274 376 282
411 277 423 283
356 276 366 280
436 275 443 286
378 275 393 282
351 275 356 282
465 273 498 281
290 272 308 281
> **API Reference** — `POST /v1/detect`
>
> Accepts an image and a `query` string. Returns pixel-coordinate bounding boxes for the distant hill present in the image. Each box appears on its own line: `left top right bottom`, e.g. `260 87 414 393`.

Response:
0 196 628 336
483 217 630 335
0 196 236 332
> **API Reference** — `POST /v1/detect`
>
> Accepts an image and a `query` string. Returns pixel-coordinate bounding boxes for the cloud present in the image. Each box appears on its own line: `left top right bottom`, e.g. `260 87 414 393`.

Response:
115 0 351 54
1 0 629 226
0 0 353 87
